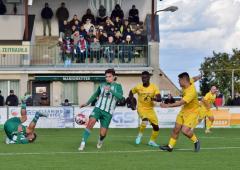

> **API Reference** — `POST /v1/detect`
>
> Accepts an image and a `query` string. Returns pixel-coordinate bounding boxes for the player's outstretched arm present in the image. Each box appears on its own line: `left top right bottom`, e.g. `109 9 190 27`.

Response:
192 74 202 82
160 99 186 108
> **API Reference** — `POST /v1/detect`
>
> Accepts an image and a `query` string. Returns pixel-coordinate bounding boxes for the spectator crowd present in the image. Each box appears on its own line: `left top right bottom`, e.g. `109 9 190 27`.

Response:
40 2 147 64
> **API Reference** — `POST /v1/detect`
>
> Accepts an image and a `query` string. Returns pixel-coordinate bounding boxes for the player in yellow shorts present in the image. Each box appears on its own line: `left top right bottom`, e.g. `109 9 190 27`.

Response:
128 71 161 147
160 72 201 152
197 86 218 133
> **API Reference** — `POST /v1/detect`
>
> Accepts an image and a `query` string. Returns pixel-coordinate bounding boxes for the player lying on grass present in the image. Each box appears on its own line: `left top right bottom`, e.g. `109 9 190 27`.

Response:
195 86 218 133
128 71 161 147
78 69 124 151
4 94 47 144
160 72 201 152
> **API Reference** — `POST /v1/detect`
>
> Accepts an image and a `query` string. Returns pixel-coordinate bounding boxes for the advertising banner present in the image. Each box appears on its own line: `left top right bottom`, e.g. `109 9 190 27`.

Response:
8 107 74 128
0 107 7 129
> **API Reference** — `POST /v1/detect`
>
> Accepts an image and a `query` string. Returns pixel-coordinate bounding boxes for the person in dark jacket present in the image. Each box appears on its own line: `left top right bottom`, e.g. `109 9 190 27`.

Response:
70 14 81 27
6 90 19 106
56 2 69 36
128 5 139 24
82 9 95 24
111 4 124 21
41 3 53 36
0 90 4 106
0 0 7 15
96 5 107 25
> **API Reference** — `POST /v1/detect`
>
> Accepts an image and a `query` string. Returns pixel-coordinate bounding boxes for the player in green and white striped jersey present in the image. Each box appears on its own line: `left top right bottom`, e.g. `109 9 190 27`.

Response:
78 69 124 151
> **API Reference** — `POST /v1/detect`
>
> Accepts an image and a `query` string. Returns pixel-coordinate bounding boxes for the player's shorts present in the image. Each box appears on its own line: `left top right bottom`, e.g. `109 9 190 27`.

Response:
176 111 199 128
199 105 213 119
90 107 112 128
4 117 26 140
137 109 158 125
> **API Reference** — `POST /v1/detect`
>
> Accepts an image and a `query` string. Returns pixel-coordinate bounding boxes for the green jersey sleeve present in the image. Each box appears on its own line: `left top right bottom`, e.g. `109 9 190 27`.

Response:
110 83 124 101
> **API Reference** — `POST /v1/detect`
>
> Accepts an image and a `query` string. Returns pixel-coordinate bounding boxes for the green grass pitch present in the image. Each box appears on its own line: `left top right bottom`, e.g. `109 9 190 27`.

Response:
0 128 240 170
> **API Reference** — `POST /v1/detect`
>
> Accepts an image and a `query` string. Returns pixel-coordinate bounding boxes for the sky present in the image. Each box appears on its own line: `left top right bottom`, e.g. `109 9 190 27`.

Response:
157 0 240 90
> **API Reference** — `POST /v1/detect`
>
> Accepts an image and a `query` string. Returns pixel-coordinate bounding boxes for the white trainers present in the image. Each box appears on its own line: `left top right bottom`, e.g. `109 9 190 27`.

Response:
97 140 103 149
135 134 142 145
78 141 85 151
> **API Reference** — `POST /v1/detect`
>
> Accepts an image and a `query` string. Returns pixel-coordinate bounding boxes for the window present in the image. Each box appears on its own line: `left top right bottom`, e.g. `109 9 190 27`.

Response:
0 80 19 99
62 82 78 105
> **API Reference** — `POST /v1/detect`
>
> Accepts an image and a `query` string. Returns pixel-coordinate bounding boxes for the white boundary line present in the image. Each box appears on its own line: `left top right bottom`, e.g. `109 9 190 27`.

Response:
0 146 240 156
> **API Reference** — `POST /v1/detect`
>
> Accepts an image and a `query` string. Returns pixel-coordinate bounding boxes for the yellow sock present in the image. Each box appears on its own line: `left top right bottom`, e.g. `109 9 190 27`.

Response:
150 130 159 142
206 118 213 130
190 134 198 143
168 138 177 148
139 122 147 135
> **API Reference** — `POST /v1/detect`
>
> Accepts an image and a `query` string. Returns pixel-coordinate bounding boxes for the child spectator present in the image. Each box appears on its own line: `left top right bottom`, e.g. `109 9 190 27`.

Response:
75 35 87 63
90 37 101 63
79 24 87 38
104 36 115 63
121 35 133 63
62 32 74 65
84 19 95 33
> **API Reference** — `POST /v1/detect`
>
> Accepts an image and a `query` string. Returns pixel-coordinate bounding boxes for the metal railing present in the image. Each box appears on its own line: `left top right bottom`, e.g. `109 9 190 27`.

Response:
0 44 150 68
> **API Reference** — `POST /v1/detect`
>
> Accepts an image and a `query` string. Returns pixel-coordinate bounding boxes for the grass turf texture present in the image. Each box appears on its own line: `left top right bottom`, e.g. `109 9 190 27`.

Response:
0 128 240 170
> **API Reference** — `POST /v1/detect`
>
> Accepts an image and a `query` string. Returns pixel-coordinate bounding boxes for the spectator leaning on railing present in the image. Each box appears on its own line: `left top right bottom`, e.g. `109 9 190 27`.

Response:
90 37 101 63
121 35 133 63
62 32 74 64
75 35 87 63
104 36 115 63
41 2 53 36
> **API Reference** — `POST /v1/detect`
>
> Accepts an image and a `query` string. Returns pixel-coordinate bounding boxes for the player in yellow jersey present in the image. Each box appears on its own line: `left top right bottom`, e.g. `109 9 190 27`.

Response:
198 86 218 133
160 72 201 152
128 71 161 147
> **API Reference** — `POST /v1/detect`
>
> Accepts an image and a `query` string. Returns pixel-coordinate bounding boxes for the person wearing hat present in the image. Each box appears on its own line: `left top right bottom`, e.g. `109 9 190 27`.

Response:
6 90 19 106
0 90 4 106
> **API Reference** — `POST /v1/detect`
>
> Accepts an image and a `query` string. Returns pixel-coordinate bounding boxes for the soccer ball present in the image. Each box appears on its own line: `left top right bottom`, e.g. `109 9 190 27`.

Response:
75 113 87 125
